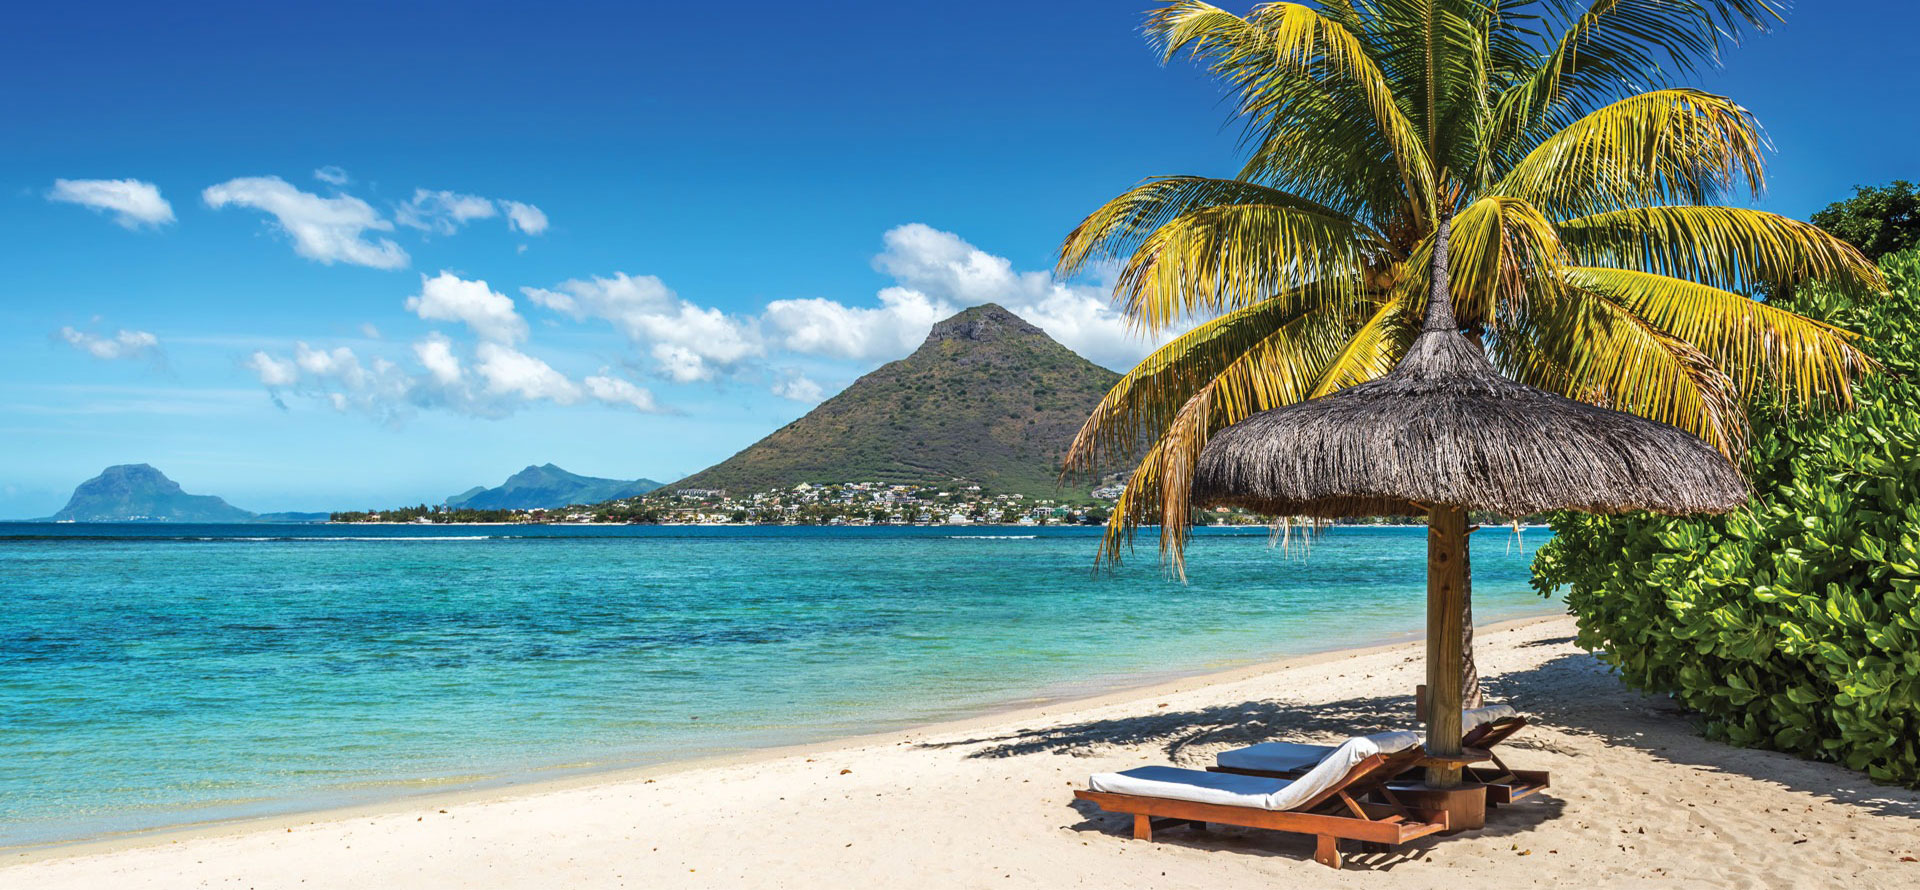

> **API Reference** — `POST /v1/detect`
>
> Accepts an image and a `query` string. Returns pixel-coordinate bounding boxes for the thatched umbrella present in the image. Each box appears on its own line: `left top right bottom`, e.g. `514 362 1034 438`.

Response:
1191 218 1747 788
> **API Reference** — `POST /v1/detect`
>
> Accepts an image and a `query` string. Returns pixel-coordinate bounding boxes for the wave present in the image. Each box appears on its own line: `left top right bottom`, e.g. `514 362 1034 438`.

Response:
948 534 1038 540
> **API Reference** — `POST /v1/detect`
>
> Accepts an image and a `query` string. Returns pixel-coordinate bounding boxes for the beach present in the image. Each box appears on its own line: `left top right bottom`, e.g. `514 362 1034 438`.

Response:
10 615 1917 889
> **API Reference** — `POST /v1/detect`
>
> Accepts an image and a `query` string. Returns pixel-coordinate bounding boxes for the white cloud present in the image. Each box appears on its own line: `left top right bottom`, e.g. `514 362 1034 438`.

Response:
501 201 549 235
203 176 409 269
763 287 946 361
405 272 527 343
474 342 580 403
59 327 161 361
313 166 350 185
395 189 499 235
243 334 654 423
48 178 175 228
757 223 1167 370
360 322 382 339
412 333 463 385
584 374 663 413
771 373 824 403
523 273 761 382
245 351 300 386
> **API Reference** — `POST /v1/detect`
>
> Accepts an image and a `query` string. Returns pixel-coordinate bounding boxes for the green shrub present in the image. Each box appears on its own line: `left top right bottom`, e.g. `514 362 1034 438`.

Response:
1532 249 1920 786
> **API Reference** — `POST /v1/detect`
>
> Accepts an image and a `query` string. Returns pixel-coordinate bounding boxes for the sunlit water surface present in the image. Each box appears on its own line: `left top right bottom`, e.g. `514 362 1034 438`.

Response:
0 523 1553 846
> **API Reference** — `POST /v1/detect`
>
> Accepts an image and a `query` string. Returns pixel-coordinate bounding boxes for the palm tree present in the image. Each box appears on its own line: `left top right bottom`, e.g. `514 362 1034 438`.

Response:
1060 1 1883 702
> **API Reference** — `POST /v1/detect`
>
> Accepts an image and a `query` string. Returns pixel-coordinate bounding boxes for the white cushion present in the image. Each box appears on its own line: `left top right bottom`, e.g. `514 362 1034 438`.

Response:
1088 766 1290 809
1096 731 1420 812
1463 704 1519 732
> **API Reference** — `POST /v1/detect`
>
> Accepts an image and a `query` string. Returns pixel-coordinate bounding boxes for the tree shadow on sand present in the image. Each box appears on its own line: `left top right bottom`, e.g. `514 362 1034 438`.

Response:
1508 651 1920 822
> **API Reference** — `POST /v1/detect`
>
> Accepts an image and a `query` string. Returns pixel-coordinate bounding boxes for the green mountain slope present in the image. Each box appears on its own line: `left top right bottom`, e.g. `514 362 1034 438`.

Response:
667 304 1121 498
50 464 256 522
447 464 663 510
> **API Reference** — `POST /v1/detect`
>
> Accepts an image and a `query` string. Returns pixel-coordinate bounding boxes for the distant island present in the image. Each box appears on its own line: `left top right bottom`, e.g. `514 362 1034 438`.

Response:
444 464 662 511
42 464 327 523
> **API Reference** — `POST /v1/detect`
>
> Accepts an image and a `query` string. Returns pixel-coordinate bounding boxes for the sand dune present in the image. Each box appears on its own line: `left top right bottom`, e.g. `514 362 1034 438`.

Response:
9 617 1918 889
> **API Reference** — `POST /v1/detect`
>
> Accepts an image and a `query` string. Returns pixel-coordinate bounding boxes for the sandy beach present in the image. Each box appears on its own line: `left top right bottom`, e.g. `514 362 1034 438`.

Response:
8 615 1918 889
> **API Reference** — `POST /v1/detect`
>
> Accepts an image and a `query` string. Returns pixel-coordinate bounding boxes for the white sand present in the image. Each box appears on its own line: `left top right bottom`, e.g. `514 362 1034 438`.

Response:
8 616 1919 889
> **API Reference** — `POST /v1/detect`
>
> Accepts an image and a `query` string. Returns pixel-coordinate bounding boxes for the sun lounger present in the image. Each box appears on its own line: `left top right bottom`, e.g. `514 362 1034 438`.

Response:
1213 705 1550 805
1075 732 1447 869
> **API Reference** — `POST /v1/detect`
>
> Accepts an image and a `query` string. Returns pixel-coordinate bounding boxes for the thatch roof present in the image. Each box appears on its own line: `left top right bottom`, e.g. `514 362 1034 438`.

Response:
1191 220 1749 519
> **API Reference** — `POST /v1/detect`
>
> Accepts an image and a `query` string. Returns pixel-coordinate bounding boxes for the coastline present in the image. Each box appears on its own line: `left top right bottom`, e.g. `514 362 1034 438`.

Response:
13 613 1918 889
4 612 1564 864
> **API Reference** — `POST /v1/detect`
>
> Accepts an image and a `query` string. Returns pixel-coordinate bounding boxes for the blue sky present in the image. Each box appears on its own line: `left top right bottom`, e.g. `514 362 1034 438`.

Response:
3 1 1916 516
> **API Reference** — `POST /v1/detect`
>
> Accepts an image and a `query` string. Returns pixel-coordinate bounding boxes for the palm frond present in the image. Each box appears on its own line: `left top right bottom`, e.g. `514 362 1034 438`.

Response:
1309 291 1418 396
1558 206 1885 294
1066 294 1361 474
1112 203 1373 332
1491 0 1783 153
1511 278 1748 456
1446 195 1565 329
1149 1 1435 227
1562 266 1875 405
1057 176 1374 279
1494 89 1764 218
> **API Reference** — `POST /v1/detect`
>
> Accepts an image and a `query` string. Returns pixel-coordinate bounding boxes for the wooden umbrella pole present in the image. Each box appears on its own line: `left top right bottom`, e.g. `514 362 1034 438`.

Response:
1425 505 1469 788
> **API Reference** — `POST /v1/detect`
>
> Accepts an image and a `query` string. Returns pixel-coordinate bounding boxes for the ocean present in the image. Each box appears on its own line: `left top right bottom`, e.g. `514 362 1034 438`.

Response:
0 523 1553 848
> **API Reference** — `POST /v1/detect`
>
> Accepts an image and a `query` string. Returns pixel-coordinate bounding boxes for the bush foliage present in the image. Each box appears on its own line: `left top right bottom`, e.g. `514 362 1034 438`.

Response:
1532 249 1920 786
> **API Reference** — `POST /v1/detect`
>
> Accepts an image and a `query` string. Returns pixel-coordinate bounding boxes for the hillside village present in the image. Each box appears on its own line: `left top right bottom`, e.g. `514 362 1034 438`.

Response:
337 480 1137 526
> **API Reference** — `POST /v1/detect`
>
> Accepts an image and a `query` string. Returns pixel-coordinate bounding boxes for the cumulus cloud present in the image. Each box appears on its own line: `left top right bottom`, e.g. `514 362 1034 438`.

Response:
395 189 499 235
313 166 350 185
243 333 665 423
771 373 825 403
48 178 175 228
763 287 946 361
523 273 760 382
245 351 300 386
501 201 549 235
760 223 1167 370
404 272 527 343
203 176 409 269
412 332 463 385
583 373 661 412
474 342 579 403
59 326 161 361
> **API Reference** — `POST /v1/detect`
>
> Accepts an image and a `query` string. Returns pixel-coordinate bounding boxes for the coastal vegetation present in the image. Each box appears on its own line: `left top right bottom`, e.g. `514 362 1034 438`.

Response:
1535 247 1920 786
1057 1 1879 569
1813 180 1920 262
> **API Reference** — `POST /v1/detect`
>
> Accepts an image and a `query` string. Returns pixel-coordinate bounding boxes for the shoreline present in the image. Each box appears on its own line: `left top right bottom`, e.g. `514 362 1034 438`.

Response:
14 613 1918 888
6 612 1566 864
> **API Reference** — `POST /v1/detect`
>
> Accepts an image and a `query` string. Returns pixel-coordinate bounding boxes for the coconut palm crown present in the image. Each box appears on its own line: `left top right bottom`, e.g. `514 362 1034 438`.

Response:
1059 0 1883 566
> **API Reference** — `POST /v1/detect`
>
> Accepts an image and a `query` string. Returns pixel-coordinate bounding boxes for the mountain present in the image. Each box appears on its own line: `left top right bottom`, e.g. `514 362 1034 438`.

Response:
666 303 1122 498
446 464 664 510
49 464 256 522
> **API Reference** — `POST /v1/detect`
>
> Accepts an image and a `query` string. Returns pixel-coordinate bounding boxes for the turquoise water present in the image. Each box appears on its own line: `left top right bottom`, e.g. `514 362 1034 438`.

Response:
0 523 1552 847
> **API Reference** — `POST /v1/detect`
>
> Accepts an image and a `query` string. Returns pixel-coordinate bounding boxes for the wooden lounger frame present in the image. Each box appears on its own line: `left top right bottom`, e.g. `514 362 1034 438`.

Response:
1075 748 1448 869
1460 717 1550 804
